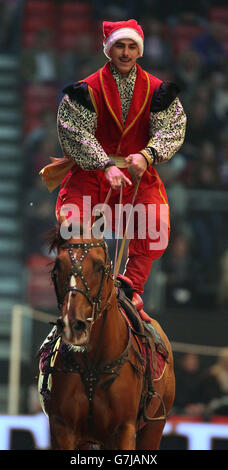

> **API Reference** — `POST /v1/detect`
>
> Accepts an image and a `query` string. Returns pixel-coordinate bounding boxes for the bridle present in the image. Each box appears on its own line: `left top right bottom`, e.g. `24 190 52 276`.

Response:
48 236 167 425
51 240 112 322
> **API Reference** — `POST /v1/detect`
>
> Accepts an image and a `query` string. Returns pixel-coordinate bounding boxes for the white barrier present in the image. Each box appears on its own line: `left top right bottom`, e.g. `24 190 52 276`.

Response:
1 413 228 450
0 413 50 450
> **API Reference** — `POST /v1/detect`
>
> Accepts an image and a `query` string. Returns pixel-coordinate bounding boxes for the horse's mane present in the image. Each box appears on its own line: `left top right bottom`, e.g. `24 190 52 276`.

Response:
45 224 64 253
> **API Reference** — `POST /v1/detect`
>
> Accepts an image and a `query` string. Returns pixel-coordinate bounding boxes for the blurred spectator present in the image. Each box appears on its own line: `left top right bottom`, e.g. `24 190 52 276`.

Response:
0 0 23 53
217 249 228 310
197 348 228 416
157 155 189 226
149 0 207 24
183 99 220 158
24 176 56 256
92 0 138 20
190 140 221 188
191 210 222 283
31 135 60 179
190 161 220 191
191 20 227 69
174 49 202 104
24 108 61 188
21 28 59 83
177 140 219 188
174 353 203 415
162 233 200 308
212 67 228 121
24 108 59 156
143 18 172 70
84 52 107 76
199 140 218 166
189 140 222 271
217 129 228 189
60 33 97 83
187 139 222 280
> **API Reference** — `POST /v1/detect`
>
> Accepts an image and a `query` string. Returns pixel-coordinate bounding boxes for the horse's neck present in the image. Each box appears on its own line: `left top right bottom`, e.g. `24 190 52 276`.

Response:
89 289 127 362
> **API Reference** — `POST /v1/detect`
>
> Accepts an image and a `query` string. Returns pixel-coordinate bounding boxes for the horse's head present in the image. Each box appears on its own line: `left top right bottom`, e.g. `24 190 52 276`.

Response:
50 227 113 348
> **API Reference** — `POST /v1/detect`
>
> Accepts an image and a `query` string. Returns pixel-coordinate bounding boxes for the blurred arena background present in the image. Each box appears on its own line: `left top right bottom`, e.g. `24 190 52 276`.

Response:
0 0 228 450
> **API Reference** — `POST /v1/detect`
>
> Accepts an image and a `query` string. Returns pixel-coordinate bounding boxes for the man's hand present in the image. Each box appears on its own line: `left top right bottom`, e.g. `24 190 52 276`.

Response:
125 153 147 181
105 165 132 190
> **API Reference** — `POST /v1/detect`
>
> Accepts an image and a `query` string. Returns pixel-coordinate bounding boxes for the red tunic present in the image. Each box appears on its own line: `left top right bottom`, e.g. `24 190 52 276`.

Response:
56 63 170 293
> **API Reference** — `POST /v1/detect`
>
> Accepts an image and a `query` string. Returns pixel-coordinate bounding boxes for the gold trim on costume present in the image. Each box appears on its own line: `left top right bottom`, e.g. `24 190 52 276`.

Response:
88 86 98 115
122 71 150 138
99 69 123 132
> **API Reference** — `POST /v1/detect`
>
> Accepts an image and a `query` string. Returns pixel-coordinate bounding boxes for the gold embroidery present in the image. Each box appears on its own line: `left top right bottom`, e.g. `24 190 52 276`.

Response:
148 98 186 164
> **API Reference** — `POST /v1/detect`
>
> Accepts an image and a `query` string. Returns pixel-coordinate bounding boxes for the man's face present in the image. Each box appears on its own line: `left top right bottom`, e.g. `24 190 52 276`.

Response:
109 38 140 76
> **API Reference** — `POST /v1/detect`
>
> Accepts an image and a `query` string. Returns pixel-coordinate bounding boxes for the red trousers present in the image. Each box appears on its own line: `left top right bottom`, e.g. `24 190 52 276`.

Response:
56 166 170 294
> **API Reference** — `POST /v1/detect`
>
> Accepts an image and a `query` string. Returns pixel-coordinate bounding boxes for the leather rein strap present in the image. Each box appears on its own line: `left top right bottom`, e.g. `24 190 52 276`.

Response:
114 172 141 280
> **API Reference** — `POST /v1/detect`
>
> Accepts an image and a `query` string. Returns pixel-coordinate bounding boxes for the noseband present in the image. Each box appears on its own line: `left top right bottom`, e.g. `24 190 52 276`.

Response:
51 241 112 321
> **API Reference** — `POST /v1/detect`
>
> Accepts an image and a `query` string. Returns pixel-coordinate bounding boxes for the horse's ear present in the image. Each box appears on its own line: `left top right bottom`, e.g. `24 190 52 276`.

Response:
92 210 106 239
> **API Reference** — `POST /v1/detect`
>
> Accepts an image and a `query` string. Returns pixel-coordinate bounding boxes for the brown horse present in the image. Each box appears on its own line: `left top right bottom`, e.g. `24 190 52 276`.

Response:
38 226 175 450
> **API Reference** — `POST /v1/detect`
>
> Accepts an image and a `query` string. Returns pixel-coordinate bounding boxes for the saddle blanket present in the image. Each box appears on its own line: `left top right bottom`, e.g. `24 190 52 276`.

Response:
142 344 166 380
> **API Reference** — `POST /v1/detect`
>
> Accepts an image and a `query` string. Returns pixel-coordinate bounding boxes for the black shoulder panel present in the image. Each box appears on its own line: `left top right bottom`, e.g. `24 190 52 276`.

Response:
151 81 180 112
62 82 95 112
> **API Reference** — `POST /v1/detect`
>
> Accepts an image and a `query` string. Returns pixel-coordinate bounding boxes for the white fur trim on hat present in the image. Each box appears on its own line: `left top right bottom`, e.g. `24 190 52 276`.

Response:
103 27 144 59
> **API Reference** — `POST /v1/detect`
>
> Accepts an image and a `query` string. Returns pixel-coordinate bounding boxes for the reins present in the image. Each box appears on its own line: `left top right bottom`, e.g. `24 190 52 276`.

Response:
114 175 140 280
99 174 141 281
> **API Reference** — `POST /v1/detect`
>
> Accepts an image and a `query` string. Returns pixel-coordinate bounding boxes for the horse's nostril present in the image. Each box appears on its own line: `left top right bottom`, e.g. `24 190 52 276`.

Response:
74 320 86 332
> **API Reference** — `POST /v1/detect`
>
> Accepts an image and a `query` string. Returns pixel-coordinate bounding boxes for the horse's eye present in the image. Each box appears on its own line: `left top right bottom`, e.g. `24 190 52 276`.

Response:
54 258 62 272
94 260 104 273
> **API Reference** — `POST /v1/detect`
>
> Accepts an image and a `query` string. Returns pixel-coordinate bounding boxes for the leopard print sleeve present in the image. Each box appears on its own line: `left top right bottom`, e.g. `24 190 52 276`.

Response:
144 97 187 164
57 93 110 170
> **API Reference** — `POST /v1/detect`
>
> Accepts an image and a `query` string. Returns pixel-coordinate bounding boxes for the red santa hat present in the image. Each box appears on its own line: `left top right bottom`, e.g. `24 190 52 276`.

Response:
103 19 144 59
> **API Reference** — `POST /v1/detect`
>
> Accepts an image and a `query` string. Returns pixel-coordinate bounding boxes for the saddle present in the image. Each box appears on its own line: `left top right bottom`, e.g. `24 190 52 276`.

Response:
117 285 168 374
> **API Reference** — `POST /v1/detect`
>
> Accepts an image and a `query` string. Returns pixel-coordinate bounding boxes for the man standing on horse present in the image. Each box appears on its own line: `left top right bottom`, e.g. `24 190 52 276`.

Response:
41 19 186 316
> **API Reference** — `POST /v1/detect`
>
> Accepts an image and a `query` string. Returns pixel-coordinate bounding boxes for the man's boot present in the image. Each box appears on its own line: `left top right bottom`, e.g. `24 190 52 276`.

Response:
117 274 153 323
116 274 135 300
131 292 152 323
